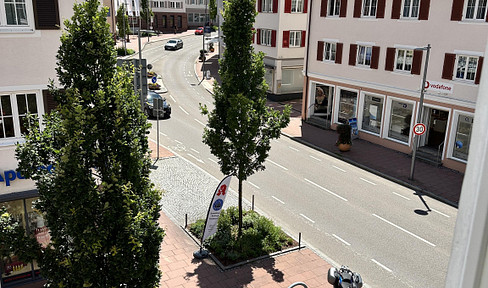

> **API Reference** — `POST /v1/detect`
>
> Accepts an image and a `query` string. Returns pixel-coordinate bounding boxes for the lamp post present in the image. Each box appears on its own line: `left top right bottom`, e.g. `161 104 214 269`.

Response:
202 0 208 81
409 44 431 180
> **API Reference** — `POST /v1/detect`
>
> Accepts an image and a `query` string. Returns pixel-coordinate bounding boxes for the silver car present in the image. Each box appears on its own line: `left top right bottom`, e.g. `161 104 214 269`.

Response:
164 38 183 50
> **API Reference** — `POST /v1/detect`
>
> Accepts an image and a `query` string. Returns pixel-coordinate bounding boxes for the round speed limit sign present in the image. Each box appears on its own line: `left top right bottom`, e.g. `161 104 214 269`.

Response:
413 123 426 136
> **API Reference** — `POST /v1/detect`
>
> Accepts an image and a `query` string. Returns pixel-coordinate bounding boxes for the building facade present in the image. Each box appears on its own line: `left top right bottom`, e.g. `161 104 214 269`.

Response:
144 0 188 33
254 0 308 100
186 0 210 29
304 0 487 172
0 0 75 286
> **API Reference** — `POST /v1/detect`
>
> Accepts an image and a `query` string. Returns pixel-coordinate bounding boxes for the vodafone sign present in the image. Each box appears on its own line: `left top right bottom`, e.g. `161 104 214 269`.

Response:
424 80 453 94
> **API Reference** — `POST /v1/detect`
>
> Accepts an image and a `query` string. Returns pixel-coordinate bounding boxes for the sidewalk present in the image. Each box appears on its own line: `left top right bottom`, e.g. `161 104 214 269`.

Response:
194 51 463 207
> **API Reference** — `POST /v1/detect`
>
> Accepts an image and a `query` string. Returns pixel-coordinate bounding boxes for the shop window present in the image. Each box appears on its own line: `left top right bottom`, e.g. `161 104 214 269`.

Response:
313 84 334 119
452 114 473 161
361 94 383 134
337 89 357 124
388 100 413 143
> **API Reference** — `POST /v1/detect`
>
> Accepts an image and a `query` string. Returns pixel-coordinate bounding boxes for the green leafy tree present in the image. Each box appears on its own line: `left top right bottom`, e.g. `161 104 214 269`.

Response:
15 1 164 287
139 0 153 26
209 0 217 23
201 0 290 237
116 3 130 39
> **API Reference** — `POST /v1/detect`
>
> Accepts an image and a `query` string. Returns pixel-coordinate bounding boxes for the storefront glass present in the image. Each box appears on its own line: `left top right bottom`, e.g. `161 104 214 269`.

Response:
452 114 473 161
313 84 334 120
338 89 357 124
388 100 413 143
361 94 383 134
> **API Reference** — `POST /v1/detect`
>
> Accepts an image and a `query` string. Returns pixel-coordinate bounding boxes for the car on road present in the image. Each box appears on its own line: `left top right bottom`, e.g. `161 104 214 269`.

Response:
144 91 171 119
195 27 204 35
164 38 183 50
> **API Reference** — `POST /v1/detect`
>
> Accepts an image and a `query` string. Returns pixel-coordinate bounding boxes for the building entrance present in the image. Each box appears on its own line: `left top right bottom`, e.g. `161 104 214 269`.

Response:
422 108 449 150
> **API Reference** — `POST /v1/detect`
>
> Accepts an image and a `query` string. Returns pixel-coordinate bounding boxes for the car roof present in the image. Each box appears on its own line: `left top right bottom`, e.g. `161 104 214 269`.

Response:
147 91 162 99
168 38 181 41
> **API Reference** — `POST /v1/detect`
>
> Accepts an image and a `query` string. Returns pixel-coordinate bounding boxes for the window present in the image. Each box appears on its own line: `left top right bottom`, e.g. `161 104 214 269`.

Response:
361 94 383 134
0 92 40 140
3 0 28 25
188 13 194 23
313 84 334 119
455 55 479 81
452 113 473 161
328 0 341 16
395 49 413 72
357 45 372 66
291 0 304 12
0 95 15 138
260 29 272 46
388 100 413 143
363 0 377 17
324 42 337 61
262 0 273 12
402 0 420 18
465 0 487 20
289 31 301 47
337 89 358 124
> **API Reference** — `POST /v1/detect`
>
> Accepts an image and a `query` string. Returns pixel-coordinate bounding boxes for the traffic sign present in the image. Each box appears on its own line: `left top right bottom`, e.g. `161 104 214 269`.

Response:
151 76 157 83
413 123 426 136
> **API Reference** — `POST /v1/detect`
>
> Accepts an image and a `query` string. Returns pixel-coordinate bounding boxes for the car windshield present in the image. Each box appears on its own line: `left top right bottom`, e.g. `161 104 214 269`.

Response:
168 40 176 44
146 93 162 104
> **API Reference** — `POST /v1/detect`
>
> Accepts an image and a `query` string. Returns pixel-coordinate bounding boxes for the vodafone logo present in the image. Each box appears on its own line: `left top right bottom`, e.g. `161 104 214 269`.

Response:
424 80 454 94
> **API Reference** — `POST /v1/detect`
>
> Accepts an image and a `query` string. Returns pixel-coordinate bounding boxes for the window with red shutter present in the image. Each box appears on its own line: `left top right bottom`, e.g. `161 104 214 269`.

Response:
317 41 325 61
336 43 343 64
258 0 262 12
349 44 358 66
391 0 401 19
301 31 306 47
376 0 386 18
33 0 60 30
442 53 456 79
385 47 396 71
475 57 484 84
271 30 276 47
320 0 328 17
285 0 292 13
283 31 290 48
304 0 308 13
411 50 423 75
451 0 465 21
370 46 380 69
257 29 261 45
340 0 348 17
273 0 278 13
353 0 361 18
418 0 431 20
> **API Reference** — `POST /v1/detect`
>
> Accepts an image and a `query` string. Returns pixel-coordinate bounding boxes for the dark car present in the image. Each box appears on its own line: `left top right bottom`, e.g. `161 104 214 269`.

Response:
195 27 204 35
164 38 183 50
144 91 171 119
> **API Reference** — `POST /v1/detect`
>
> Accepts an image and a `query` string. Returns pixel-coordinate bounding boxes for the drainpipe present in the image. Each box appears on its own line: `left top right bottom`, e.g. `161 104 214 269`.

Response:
303 0 313 121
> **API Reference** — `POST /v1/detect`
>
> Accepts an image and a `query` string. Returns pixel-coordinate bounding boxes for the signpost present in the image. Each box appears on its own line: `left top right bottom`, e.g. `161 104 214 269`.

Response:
154 98 165 160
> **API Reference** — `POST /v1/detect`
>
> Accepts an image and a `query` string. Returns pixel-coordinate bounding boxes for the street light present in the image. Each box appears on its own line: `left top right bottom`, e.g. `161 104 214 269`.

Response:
409 44 431 180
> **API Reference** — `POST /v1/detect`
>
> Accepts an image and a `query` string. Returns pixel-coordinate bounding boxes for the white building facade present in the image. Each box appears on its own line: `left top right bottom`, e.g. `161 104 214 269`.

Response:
304 0 487 172
254 0 308 100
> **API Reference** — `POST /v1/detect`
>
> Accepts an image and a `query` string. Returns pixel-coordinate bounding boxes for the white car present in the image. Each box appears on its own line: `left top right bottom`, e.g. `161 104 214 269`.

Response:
164 39 183 50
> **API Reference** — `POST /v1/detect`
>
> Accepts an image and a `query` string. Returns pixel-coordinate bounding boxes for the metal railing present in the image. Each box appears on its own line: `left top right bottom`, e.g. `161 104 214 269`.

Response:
288 282 308 288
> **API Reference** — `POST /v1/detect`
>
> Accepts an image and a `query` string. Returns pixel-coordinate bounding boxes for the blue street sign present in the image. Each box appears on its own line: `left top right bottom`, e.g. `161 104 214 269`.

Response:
204 26 212 34
151 76 157 83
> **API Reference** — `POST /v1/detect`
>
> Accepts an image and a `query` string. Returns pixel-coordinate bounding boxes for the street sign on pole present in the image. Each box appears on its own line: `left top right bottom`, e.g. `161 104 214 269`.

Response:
413 123 426 136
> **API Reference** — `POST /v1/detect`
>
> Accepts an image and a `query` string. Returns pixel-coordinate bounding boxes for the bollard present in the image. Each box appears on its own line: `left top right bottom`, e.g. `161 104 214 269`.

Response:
185 214 188 228
252 195 255 211
299 232 301 250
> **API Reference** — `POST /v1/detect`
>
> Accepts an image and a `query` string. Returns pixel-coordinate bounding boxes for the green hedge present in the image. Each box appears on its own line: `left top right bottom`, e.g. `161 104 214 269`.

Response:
116 47 135 56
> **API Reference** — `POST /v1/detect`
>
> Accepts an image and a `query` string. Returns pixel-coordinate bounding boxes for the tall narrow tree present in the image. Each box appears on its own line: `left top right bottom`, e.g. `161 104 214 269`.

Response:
15 1 164 286
201 0 290 236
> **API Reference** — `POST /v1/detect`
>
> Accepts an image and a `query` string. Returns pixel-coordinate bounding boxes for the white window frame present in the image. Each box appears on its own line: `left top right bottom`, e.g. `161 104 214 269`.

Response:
448 110 474 163
395 48 414 72
455 54 479 82
357 45 372 67
262 0 273 12
358 91 384 136
289 31 301 47
291 0 304 12
401 0 420 19
0 0 35 33
260 29 272 46
323 42 337 62
328 0 341 16
464 0 488 20
383 97 415 145
334 87 358 124
362 0 377 17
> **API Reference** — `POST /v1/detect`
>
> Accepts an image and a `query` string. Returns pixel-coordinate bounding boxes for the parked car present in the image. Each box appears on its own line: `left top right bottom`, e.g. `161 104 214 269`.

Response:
164 38 183 50
144 91 171 119
195 27 204 35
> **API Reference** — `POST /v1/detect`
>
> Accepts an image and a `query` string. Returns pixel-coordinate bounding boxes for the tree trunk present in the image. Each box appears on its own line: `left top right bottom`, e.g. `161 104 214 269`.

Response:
238 177 243 238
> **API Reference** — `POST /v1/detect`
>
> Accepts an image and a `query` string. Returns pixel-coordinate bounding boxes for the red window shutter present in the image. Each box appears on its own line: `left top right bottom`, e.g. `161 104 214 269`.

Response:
258 0 262 12
271 30 277 47
475 56 484 84
273 0 278 13
385 47 396 71
370 46 380 69
320 0 328 17
336 43 343 64
283 31 290 48
411 50 423 75
42 89 58 113
376 0 386 18
340 0 348 17
419 0 430 20
303 0 308 13
33 0 60 30
257 29 261 45
317 41 325 61
252 28 255 43
353 0 362 18
451 0 464 21
285 0 292 13
442 53 456 79
391 0 401 19
349 44 358 66
301 31 306 47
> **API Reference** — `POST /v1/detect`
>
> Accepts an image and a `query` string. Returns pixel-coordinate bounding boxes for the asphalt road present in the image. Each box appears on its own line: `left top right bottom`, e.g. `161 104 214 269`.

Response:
137 36 457 288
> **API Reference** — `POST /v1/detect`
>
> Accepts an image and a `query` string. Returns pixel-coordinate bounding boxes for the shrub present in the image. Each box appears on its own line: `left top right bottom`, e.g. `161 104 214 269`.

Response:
116 47 135 56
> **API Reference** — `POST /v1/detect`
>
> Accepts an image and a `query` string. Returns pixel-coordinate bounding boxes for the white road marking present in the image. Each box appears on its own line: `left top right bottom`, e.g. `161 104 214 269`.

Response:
194 119 206 126
332 234 351 246
159 132 167 137
208 158 218 165
288 146 299 152
432 209 451 218
332 165 346 172
304 178 348 202
392 192 411 201
360 178 377 185
310 155 322 161
300 213 315 224
178 106 189 115
190 148 200 154
267 159 288 171
371 259 392 273
175 140 183 145
187 153 204 163
272 196 285 205
372 214 436 247
170 95 176 102
248 181 260 189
